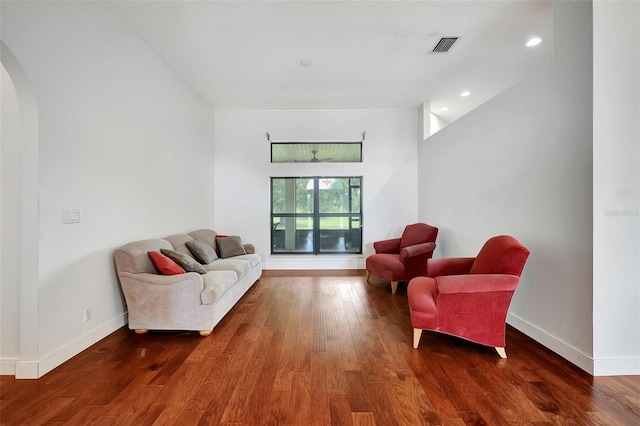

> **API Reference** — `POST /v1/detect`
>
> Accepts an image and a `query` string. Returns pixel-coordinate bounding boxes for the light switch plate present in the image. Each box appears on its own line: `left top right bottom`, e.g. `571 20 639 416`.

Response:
62 209 82 224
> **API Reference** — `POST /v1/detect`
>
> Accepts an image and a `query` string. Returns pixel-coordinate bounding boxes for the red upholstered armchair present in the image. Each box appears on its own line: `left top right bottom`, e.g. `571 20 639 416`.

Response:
366 223 438 294
407 235 529 358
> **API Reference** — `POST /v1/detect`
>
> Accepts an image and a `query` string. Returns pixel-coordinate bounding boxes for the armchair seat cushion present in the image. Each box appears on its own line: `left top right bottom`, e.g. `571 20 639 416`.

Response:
365 253 406 279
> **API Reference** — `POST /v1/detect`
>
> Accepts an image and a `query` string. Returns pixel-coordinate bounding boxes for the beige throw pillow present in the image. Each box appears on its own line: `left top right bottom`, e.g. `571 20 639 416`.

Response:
216 236 247 258
160 249 207 274
186 239 218 264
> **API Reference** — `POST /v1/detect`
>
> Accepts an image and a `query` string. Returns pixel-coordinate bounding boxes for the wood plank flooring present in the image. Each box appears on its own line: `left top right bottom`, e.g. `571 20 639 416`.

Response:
2 274 639 425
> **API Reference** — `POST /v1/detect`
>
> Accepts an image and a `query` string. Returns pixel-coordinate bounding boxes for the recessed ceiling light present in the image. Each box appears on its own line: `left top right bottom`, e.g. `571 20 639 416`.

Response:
300 59 311 67
526 37 542 47
460 91 471 97
440 107 449 112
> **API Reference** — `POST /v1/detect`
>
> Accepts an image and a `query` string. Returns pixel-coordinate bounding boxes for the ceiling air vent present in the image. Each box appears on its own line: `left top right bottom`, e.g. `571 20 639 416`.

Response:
431 37 459 53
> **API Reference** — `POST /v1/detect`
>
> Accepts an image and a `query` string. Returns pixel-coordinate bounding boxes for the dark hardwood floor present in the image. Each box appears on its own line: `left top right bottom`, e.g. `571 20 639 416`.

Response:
2 274 639 425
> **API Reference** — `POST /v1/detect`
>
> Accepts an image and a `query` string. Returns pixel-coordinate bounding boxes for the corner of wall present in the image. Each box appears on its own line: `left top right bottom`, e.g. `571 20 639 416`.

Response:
593 357 640 377
507 313 594 375
14 361 39 379
13 313 127 379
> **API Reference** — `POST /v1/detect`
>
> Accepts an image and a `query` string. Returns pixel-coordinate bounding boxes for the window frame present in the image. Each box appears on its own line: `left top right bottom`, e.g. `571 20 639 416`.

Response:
270 176 363 255
270 142 363 163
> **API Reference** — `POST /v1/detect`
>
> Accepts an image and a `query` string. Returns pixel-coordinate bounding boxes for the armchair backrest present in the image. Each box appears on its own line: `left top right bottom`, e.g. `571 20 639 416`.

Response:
400 223 438 248
469 235 530 276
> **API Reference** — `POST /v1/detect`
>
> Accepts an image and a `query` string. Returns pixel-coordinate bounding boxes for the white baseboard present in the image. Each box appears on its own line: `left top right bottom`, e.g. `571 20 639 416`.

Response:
265 254 365 270
0 357 19 376
14 313 128 379
507 313 595 375
593 356 640 376
14 361 39 379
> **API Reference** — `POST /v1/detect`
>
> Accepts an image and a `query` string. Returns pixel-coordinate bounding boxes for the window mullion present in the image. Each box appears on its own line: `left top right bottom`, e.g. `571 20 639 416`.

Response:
313 177 320 254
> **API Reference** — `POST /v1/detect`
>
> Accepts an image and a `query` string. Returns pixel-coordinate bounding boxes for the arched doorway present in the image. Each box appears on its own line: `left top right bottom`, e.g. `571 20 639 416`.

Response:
1 41 40 378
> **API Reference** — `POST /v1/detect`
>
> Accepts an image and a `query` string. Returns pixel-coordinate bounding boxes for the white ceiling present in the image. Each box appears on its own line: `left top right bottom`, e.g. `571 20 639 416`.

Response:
109 0 553 124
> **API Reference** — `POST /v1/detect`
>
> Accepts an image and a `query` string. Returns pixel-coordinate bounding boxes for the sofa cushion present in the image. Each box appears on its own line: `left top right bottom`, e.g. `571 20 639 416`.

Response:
189 229 218 250
186 239 218 264
204 258 252 277
165 233 195 256
148 251 186 275
160 249 207 274
232 253 262 268
200 270 239 305
216 236 247 258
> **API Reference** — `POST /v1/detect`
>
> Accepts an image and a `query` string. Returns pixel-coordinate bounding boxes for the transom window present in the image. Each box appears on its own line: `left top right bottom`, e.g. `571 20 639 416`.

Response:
271 176 362 254
271 142 362 163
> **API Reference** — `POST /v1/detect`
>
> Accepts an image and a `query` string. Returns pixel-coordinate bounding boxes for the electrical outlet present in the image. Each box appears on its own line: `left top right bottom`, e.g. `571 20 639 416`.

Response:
83 307 92 322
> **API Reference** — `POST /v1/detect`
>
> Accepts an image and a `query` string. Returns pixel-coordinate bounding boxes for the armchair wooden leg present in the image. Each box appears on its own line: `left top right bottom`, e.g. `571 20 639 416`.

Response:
391 281 398 294
134 329 149 335
365 270 371 282
495 347 507 358
413 328 422 349
199 330 212 337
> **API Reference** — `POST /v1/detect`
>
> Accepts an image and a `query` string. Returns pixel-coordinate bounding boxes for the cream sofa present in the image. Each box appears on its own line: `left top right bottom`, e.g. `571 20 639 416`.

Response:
114 229 262 336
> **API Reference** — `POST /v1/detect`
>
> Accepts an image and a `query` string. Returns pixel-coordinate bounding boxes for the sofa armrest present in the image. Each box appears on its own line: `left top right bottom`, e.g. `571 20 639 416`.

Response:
399 242 436 262
427 257 475 277
373 237 401 254
243 243 255 254
117 271 207 330
436 274 521 295
118 271 204 289
117 271 205 303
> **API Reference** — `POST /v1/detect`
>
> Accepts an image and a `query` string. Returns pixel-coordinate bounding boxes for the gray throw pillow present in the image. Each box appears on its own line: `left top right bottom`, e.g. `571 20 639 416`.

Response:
186 239 218 264
160 249 207 274
216 236 247 258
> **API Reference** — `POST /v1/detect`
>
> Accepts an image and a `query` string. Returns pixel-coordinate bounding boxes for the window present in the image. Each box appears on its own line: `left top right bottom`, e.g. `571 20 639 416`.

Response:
271 142 362 163
271 176 362 254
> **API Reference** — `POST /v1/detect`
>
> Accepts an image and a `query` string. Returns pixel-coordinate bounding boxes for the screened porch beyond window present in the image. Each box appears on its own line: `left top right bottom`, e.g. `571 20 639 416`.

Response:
271 177 362 254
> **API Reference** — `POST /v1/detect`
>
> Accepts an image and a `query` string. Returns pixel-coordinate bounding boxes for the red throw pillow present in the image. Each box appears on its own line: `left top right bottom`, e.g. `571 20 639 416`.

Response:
148 251 186 275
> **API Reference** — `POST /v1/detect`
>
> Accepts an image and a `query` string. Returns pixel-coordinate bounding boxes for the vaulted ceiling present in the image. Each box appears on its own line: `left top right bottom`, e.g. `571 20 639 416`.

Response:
109 0 553 125
110 1 553 124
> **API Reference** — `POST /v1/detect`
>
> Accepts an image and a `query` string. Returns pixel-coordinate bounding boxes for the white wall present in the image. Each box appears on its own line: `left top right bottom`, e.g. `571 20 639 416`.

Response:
418 1 596 372
1 2 216 377
214 109 419 270
592 0 640 375
0 64 21 372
